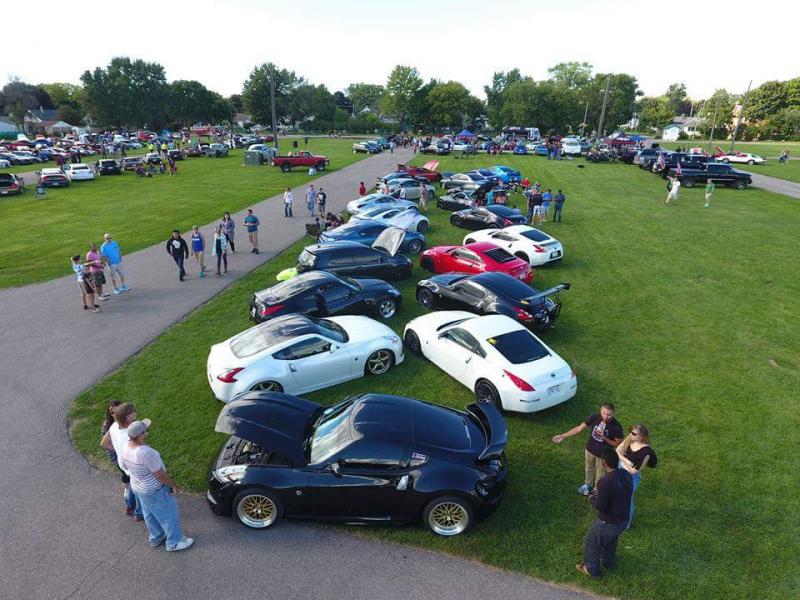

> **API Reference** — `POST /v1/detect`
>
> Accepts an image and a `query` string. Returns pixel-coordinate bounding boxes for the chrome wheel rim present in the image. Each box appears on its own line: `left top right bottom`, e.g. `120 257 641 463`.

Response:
251 381 281 392
237 494 277 528
418 290 433 309
378 300 396 318
428 502 468 536
409 240 422 254
367 350 392 374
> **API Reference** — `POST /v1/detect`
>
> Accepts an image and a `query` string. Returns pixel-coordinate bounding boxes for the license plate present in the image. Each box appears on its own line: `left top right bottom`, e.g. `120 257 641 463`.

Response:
550 250 561 258
547 384 560 394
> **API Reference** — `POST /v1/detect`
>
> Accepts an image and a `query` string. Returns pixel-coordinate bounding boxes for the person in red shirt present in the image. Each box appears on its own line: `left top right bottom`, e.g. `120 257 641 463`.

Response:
358 181 367 196
520 177 530 192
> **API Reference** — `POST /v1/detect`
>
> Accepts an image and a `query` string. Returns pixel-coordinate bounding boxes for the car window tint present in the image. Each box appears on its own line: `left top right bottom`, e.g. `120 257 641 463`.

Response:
486 330 550 364
455 282 486 299
455 249 481 262
273 337 330 360
310 401 355 464
492 231 515 242
338 440 405 468
445 327 482 355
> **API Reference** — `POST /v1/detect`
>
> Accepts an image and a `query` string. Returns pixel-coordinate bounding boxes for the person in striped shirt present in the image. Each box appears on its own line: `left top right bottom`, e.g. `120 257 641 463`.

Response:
122 420 194 552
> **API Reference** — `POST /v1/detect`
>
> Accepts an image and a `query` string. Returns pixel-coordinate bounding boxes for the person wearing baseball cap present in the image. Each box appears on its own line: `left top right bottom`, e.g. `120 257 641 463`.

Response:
122 419 194 552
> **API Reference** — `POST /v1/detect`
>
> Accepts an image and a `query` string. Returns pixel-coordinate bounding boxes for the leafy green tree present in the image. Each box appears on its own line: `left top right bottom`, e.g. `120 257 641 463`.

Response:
761 107 800 140
41 83 85 112
786 78 800 108
665 83 690 115
242 62 305 126
290 84 336 127
56 105 82 125
697 89 738 135
636 96 675 132
227 94 244 113
590 73 642 134
168 80 225 127
426 81 483 129
349 111 383 134
484 69 523 129
346 83 384 113
744 81 788 121
380 65 423 128
81 57 169 128
1 80 53 129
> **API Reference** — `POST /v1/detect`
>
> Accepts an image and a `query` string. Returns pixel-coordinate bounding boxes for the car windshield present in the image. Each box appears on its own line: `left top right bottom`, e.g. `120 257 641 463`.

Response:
437 317 470 332
309 400 355 464
520 229 549 243
315 318 348 343
339 276 362 291
486 330 550 364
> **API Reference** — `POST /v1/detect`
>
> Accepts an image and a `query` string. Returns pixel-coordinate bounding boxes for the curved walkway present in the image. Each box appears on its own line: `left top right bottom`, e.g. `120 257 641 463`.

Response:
747 171 800 199
0 147 592 600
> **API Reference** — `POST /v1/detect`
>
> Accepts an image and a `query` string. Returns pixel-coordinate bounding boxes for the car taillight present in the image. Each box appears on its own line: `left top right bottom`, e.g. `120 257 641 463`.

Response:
260 304 285 317
514 307 534 321
504 370 535 391
9 183 17 190
533 244 546 253
503 219 512 226
217 367 244 383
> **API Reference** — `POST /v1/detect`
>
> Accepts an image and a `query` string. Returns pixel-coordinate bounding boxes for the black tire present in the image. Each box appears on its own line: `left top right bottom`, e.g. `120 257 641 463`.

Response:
475 379 502 409
365 348 394 375
417 288 435 310
250 381 284 393
407 239 423 254
450 215 462 228
464 238 476 244
423 495 473 536
420 257 434 272
733 180 747 190
281 163 291 172
417 220 429 234
722 158 729 164
404 329 422 356
233 488 283 530
375 298 397 319
316 162 326 171
682 178 695 189
514 252 530 264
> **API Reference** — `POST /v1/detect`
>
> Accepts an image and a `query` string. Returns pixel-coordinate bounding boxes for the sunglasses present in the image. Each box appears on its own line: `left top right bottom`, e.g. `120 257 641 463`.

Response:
630 431 640 436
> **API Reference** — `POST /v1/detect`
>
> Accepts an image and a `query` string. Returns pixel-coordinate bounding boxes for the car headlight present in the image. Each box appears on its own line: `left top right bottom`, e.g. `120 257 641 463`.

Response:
213 464 247 483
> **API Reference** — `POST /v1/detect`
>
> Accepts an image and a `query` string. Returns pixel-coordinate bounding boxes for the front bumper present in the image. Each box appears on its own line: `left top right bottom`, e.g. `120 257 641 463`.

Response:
206 474 234 516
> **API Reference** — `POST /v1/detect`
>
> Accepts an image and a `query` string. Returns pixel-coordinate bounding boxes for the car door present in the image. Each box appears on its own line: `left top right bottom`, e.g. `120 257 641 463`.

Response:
317 282 362 315
273 336 354 392
451 248 483 274
451 281 490 314
466 208 489 230
429 326 479 381
489 230 518 253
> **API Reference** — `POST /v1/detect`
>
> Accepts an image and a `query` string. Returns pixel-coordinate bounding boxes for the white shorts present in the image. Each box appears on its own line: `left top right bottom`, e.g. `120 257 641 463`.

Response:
532 206 542 216
108 263 125 279
705 193 712 201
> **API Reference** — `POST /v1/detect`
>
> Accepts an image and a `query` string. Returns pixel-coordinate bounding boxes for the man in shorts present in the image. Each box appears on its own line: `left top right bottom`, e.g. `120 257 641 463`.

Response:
86 243 108 300
244 209 260 254
101 233 129 294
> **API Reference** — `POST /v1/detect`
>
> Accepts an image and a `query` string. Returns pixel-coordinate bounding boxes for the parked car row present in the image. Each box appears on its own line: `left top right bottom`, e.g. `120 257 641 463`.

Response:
631 147 754 189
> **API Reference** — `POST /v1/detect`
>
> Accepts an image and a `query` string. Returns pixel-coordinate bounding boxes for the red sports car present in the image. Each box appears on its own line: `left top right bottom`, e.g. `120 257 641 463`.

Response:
419 241 533 282
397 161 442 182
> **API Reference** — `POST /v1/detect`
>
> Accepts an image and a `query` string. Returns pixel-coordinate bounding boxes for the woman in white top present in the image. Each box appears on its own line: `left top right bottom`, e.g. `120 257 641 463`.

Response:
101 403 142 519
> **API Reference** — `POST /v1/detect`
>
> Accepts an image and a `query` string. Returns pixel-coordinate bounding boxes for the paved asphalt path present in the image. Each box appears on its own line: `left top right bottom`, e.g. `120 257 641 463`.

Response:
0 147 594 600
746 170 800 199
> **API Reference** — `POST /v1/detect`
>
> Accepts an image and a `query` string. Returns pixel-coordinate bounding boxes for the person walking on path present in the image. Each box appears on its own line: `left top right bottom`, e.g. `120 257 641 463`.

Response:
166 230 189 282
552 403 624 495
305 185 316 217
101 402 143 520
665 176 681 205
704 181 714 208
71 255 99 312
221 212 236 253
122 419 194 552
212 225 229 276
244 209 260 254
616 423 657 529
190 225 206 277
358 182 367 197
575 447 632 578
284 187 294 217
86 243 108 301
553 190 565 222
316 187 327 216
101 233 129 294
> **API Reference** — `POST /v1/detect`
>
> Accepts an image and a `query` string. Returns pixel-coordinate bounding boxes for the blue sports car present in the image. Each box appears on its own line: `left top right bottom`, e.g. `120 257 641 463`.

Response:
491 166 522 184
512 145 528 155
534 144 549 156
319 219 426 254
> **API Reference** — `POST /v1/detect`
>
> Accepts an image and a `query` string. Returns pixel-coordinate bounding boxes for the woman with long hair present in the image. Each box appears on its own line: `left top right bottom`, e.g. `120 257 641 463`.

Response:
212 224 229 277
616 423 657 529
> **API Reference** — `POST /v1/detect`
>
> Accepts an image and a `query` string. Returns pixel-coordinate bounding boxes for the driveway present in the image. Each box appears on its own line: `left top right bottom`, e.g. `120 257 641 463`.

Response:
746 171 800 199
0 147 592 600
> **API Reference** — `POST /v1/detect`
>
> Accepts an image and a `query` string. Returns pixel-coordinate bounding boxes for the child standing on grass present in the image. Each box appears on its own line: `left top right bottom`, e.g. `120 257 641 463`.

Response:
704 181 714 208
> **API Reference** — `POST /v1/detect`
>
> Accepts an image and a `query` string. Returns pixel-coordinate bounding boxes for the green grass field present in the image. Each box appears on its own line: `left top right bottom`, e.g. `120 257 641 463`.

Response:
0 139 363 288
69 154 800 600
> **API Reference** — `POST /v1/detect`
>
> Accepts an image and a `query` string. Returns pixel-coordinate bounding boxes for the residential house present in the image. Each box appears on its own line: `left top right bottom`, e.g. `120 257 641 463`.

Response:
0 116 19 140
234 113 252 129
37 120 74 135
662 116 702 141
24 108 59 135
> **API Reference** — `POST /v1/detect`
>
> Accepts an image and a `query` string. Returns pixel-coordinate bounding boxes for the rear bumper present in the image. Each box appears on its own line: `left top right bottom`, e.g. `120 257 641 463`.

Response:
501 377 577 413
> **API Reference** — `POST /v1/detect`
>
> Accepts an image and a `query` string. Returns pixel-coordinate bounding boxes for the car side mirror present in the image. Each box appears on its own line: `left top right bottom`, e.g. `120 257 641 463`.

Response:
329 461 341 476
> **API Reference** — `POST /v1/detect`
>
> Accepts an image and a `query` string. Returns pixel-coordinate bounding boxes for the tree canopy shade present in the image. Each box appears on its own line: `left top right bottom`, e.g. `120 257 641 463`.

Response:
81 57 169 128
0 80 54 128
426 81 483 129
242 62 305 127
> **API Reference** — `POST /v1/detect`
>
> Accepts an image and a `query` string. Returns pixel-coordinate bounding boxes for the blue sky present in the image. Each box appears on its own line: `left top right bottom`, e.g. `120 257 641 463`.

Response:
4 0 797 100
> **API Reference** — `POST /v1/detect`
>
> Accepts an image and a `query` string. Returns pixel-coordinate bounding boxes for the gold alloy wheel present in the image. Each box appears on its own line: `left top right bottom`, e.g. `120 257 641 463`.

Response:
367 350 392 375
237 494 277 529
428 501 469 536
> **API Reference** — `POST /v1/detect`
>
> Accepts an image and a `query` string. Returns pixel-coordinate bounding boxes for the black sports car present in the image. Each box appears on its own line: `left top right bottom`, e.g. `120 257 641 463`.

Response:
96 159 122 175
450 205 527 231
249 271 402 322
416 271 570 329
437 190 477 211
207 392 508 536
297 227 413 282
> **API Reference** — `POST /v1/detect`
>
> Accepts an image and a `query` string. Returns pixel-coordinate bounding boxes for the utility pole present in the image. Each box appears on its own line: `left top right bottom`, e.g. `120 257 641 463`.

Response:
270 72 279 152
579 100 589 138
707 96 721 154
730 80 751 152
596 77 611 140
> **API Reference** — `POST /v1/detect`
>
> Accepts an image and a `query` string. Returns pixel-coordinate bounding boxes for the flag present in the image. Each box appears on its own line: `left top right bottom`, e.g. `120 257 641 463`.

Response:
675 162 682 176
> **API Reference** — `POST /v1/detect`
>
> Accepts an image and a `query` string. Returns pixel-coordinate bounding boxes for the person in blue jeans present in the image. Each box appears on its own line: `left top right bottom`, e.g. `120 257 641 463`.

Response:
122 419 193 552
616 423 657 529
165 230 189 281
244 209 260 254
101 402 143 520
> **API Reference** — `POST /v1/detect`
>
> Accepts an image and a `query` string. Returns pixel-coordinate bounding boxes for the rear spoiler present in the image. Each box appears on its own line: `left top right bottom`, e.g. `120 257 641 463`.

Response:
524 283 571 303
466 403 508 461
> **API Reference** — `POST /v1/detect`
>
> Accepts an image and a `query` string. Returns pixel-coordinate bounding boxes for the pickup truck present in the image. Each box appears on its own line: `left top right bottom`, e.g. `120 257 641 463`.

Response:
668 163 752 189
272 151 330 172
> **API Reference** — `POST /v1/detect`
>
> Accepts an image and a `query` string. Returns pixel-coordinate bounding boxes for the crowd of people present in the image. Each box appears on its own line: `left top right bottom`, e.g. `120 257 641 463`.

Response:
70 234 129 313
522 181 567 224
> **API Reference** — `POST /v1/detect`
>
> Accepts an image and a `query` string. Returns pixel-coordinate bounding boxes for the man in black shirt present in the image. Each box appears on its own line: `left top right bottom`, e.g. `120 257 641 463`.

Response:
166 230 189 281
551 402 623 495
577 447 632 577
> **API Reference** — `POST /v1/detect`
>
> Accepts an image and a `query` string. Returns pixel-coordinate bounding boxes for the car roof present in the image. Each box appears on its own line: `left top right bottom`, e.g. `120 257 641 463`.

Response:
485 205 519 216
245 314 321 344
464 241 500 253
458 314 523 338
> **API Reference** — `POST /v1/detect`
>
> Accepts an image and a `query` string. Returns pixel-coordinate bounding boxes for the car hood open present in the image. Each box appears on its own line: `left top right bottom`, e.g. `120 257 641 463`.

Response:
215 392 321 465
372 226 406 256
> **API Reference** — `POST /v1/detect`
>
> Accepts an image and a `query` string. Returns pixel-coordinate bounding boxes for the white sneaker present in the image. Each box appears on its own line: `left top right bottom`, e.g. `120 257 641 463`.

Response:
99 294 110 300
121 284 130 291
166 537 194 552
113 289 122 295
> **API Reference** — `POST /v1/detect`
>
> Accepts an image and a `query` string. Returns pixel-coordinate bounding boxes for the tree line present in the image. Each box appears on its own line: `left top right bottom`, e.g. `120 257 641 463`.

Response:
3 57 798 139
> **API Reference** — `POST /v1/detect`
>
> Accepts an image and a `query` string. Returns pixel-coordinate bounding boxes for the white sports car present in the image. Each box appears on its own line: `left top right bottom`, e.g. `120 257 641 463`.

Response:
403 311 576 413
463 225 563 266
207 313 404 402
346 193 415 215
62 163 96 181
351 205 429 233
717 152 766 165
0 159 9 168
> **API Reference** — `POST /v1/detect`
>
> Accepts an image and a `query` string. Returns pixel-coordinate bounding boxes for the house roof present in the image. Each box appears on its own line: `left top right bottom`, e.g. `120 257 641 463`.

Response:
39 120 74 129
671 116 701 127
27 108 59 121
234 113 252 122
